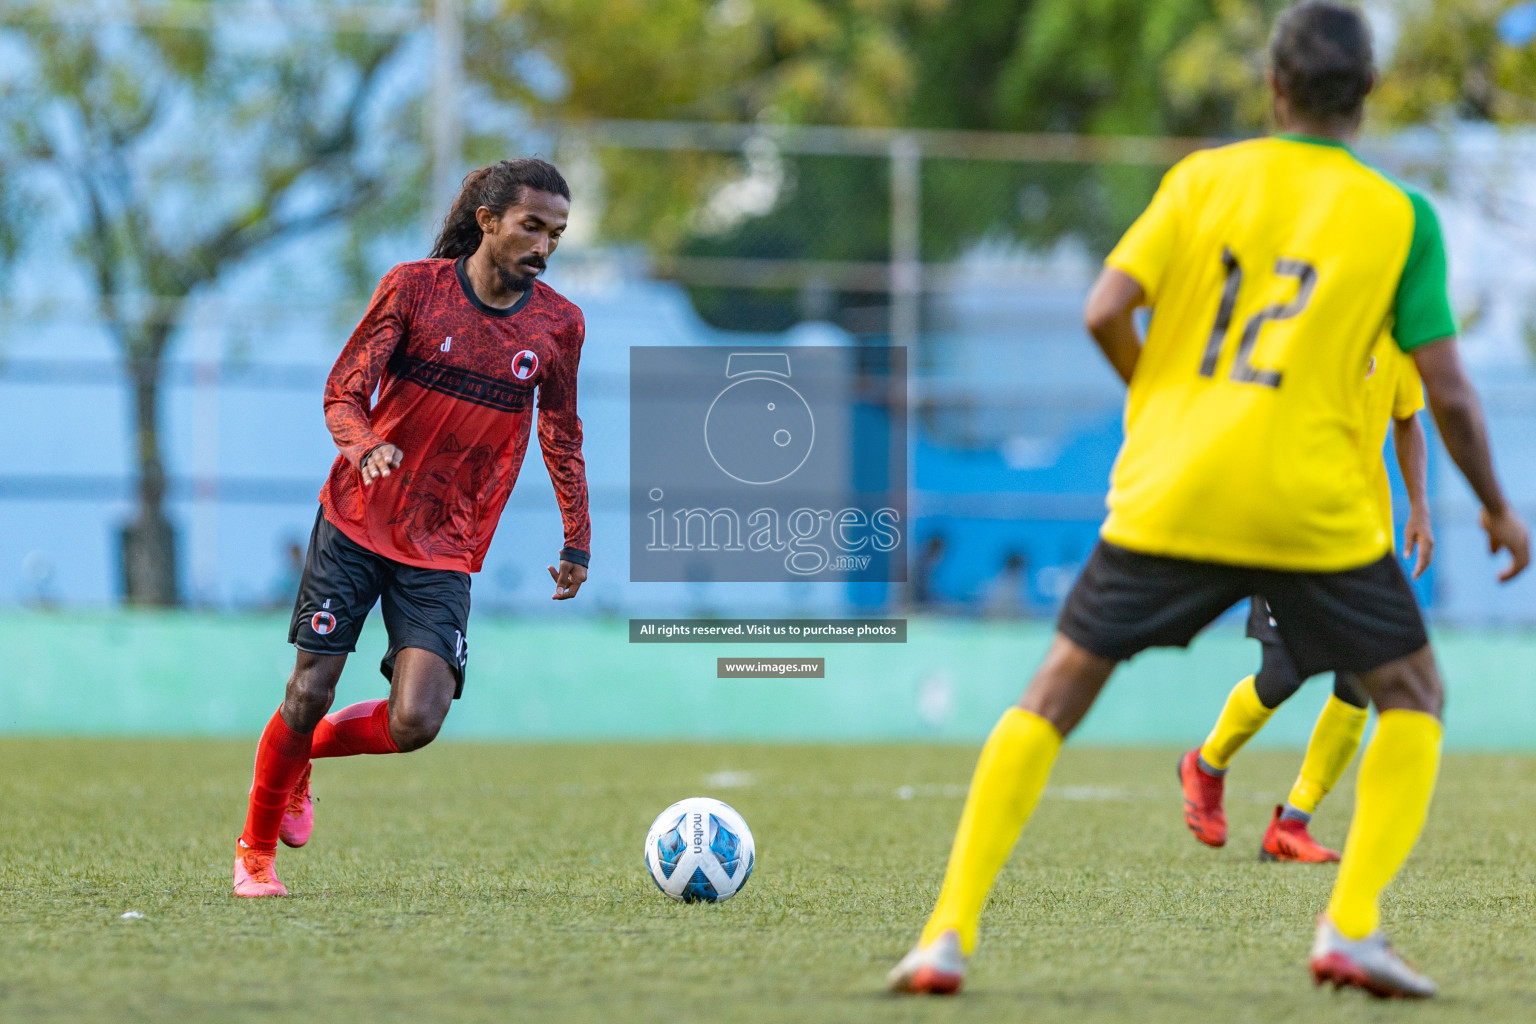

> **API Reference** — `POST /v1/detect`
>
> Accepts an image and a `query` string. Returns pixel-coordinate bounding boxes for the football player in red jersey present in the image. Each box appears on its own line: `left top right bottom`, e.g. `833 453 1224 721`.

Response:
233 158 590 896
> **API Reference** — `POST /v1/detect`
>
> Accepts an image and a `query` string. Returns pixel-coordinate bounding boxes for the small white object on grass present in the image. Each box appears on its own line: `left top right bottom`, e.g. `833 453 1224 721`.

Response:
120 911 144 920
702 770 755 789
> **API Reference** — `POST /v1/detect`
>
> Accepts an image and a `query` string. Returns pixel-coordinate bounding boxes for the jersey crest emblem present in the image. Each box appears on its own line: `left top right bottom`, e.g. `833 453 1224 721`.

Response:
512 349 539 380
311 610 337 635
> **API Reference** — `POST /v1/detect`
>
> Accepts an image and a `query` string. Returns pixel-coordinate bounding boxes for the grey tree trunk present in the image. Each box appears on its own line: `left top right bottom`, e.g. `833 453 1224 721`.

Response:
120 353 179 606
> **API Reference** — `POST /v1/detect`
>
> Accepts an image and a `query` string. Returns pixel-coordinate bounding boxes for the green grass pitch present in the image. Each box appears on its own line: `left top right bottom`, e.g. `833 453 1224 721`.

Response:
2 738 1534 1022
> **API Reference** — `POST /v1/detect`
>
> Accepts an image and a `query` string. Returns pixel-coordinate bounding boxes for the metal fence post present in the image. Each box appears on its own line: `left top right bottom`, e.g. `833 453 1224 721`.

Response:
189 299 220 607
888 133 921 350
430 0 464 222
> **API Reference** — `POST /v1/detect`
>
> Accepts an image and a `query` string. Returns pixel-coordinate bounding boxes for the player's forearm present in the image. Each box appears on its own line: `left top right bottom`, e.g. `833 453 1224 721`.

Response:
546 455 590 562
324 400 390 470
1088 317 1140 385
1414 340 1509 515
1424 383 1508 515
325 274 408 470
1084 267 1145 385
1392 415 1430 514
538 416 590 561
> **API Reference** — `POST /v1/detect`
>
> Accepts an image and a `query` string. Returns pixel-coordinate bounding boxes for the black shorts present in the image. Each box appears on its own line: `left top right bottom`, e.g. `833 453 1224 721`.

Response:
289 508 471 698
1246 596 1283 645
1058 541 1428 679
1244 596 1370 709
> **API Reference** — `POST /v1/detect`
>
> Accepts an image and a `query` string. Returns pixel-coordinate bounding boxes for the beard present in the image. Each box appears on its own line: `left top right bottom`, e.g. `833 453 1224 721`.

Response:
495 256 544 293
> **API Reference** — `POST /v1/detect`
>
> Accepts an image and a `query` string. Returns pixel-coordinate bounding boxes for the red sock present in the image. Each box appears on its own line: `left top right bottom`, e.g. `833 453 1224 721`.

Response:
310 699 399 758
240 709 313 852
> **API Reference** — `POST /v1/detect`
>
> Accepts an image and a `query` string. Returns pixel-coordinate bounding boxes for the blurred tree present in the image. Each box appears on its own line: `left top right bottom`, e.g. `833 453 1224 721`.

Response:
503 0 934 126
673 0 1289 330
477 0 1287 331
1376 0 1536 123
0 3 423 605
465 0 943 330
468 0 942 248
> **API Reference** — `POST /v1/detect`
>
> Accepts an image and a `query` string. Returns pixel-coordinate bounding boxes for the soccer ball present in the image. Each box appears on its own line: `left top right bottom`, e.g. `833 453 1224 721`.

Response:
643 797 755 903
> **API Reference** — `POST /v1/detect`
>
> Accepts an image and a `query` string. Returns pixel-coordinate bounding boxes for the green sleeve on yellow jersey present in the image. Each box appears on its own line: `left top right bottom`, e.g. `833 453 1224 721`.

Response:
1391 190 1456 352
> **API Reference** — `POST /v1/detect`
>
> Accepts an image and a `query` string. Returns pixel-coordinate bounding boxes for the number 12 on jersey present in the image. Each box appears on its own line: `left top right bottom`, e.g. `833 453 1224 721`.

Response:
1200 248 1317 389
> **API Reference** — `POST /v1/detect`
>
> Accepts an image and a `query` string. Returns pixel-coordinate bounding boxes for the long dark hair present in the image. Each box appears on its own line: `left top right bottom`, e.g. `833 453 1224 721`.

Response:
429 158 571 259
1269 1 1374 120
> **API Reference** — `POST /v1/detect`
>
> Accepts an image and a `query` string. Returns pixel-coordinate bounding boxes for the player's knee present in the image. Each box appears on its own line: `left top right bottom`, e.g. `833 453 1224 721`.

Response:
1361 648 1443 719
1332 672 1370 709
1017 634 1115 737
283 662 341 730
389 704 445 752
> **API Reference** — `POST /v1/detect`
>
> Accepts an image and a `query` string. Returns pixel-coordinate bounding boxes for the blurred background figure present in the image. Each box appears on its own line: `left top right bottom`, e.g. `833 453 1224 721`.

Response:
980 550 1034 620
268 539 306 612
907 533 948 612
20 550 56 610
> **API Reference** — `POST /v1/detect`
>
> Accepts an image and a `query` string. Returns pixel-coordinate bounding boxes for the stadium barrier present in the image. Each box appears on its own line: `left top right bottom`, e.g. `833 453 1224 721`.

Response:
4 611 1533 749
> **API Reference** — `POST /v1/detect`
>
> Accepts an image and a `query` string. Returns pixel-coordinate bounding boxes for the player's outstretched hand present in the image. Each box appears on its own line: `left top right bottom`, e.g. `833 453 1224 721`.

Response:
1481 505 1531 582
361 444 404 486
548 560 587 600
1402 509 1435 579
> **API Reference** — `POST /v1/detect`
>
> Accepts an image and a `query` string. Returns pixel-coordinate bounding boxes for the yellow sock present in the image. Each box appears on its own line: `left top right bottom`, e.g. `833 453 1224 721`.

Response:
1327 710 1442 939
1199 675 1274 770
921 708 1062 954
1288 696 1369 814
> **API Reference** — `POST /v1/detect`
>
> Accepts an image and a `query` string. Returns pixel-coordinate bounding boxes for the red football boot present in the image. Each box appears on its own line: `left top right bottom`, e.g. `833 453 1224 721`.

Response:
1259 805 1340 863
887 930 965 995
279 762 314 849
1310 915 1436 998
1178 750 1227 847
232 841 288 898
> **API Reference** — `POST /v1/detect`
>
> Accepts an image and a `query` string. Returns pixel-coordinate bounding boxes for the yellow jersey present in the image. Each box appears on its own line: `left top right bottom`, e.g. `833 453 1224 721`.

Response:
1361 338 1425 536
1101 134 1454 571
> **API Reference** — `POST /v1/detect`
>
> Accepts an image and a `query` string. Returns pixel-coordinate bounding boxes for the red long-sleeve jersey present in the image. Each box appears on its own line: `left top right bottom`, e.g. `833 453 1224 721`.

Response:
317 257 589 573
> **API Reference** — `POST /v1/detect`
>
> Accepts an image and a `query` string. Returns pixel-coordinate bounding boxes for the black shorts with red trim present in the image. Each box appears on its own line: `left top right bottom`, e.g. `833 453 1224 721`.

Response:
288 507 471 698
1057 540 1427 679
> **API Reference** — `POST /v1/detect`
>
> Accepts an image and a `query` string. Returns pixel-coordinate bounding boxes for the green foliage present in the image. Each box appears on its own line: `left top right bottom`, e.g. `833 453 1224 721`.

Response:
1377 0 1536 124
664 0 1289 330
493 0 941 125
467 0 943 272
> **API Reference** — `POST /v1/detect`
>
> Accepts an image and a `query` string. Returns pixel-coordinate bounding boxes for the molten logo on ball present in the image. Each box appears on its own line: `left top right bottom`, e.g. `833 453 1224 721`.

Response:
644 796 755 903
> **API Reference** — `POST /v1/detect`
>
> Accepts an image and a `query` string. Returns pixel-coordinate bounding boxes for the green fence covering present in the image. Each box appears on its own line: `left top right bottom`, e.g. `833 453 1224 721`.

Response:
3 612 1533 748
